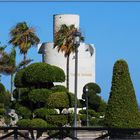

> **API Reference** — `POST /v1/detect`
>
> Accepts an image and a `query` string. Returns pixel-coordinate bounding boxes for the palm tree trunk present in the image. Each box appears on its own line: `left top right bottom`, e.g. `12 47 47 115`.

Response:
24 53 27 62
66 55 70 91
11 73 14 100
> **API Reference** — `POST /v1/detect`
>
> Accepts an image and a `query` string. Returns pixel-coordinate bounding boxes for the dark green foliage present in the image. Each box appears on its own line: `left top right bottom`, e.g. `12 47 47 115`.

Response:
105 60 140 128
0 83 5 93
17 118 48 128
90 117 105 126
0 91 11 107
17 119 31 127
98 100 107 113
14 69 25 87
34 108 58 119
30 119 48 128
23 63 65 87
13 88 29 101
79 109 100 118
46 115 68 126
51 85 68 93
28 89 52 104
80 114 92 126
16 106 32 119
83 83 101 96
82 82 106 112
47 92 75 113
0 108 6 115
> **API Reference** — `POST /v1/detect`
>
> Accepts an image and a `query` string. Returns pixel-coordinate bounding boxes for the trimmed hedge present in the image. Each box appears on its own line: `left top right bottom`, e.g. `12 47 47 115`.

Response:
30 119 48 128
34 108 58 119
17 119 31 127
23 63 65 86
28 89 52 104
51 85 68 93
79 109 100 118
17 118 48 128
13 88 29 100
46 115 68 126
0 83 5 93
47 92 75 112
105 60 140 128
14 69 25 88
16 106 31 119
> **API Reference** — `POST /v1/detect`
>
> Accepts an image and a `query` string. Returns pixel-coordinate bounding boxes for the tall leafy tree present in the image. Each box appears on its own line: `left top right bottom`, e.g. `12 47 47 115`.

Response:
54 24 84 91
105 60 140 135
9 21 40 61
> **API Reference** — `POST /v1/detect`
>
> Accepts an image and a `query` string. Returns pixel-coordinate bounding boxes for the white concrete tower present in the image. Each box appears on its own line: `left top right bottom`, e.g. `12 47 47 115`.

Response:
38 14 95 99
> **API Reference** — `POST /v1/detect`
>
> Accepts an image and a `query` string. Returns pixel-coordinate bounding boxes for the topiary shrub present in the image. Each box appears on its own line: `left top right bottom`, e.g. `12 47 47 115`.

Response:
14 69 26 88
34 108 58 119
0 108 6 115
30 118 48 128
13 88 29 101
0 83 5 93
82 82 102 112
28 89 52 105
47 92 75 113
16 106 31 119
79 109 99 118
0 91 11 107
17 119 31 128
23 63 65 88
105 60 140 138
46 115 68 126
51 85 68 93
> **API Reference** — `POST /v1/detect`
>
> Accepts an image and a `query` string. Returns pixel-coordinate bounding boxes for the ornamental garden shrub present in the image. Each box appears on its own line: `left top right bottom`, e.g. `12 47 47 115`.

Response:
105 60 140 138
51 85 68 93
34 108 58 119
16 106 31 119
0 83 5 93
14 68 26 88
47 92 75 113
28 89 52 106
14 62 74 129
23 62 65 88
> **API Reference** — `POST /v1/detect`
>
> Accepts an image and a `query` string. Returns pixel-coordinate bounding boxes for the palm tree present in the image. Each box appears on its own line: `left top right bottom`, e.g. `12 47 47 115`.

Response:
0 47 32 99
9 22 40 61
54 24 84 91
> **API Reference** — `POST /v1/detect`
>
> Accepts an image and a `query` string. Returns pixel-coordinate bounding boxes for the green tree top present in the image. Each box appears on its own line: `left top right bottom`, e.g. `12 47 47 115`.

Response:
105 59 140 128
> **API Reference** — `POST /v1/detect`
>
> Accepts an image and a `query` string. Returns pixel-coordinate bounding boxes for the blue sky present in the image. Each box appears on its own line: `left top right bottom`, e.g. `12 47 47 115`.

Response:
0 2 140 104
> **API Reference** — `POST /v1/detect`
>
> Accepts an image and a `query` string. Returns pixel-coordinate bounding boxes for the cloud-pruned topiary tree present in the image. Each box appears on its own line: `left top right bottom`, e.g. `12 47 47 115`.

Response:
47 92 75 114
105 60 140 129
23 63 65 88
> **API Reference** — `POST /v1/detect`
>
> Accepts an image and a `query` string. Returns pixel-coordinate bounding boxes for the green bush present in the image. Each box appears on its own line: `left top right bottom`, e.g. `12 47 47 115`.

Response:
14 69 26 88
34 108 58 119
90 118 105 126
17 119 31 127
79 109 99 118
16 106 31 119
0 103 4 108
17 118 48 128
82 82 102 112
28 89 52 104
30 118 48 128
0 91 11 106
47 92 75 113
0 83 5 93
46 115 68 126
80 114 91 126
105 60 140 128
51 85 68 93
13 88 29 100
23 63 65 87
0 108 5 115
